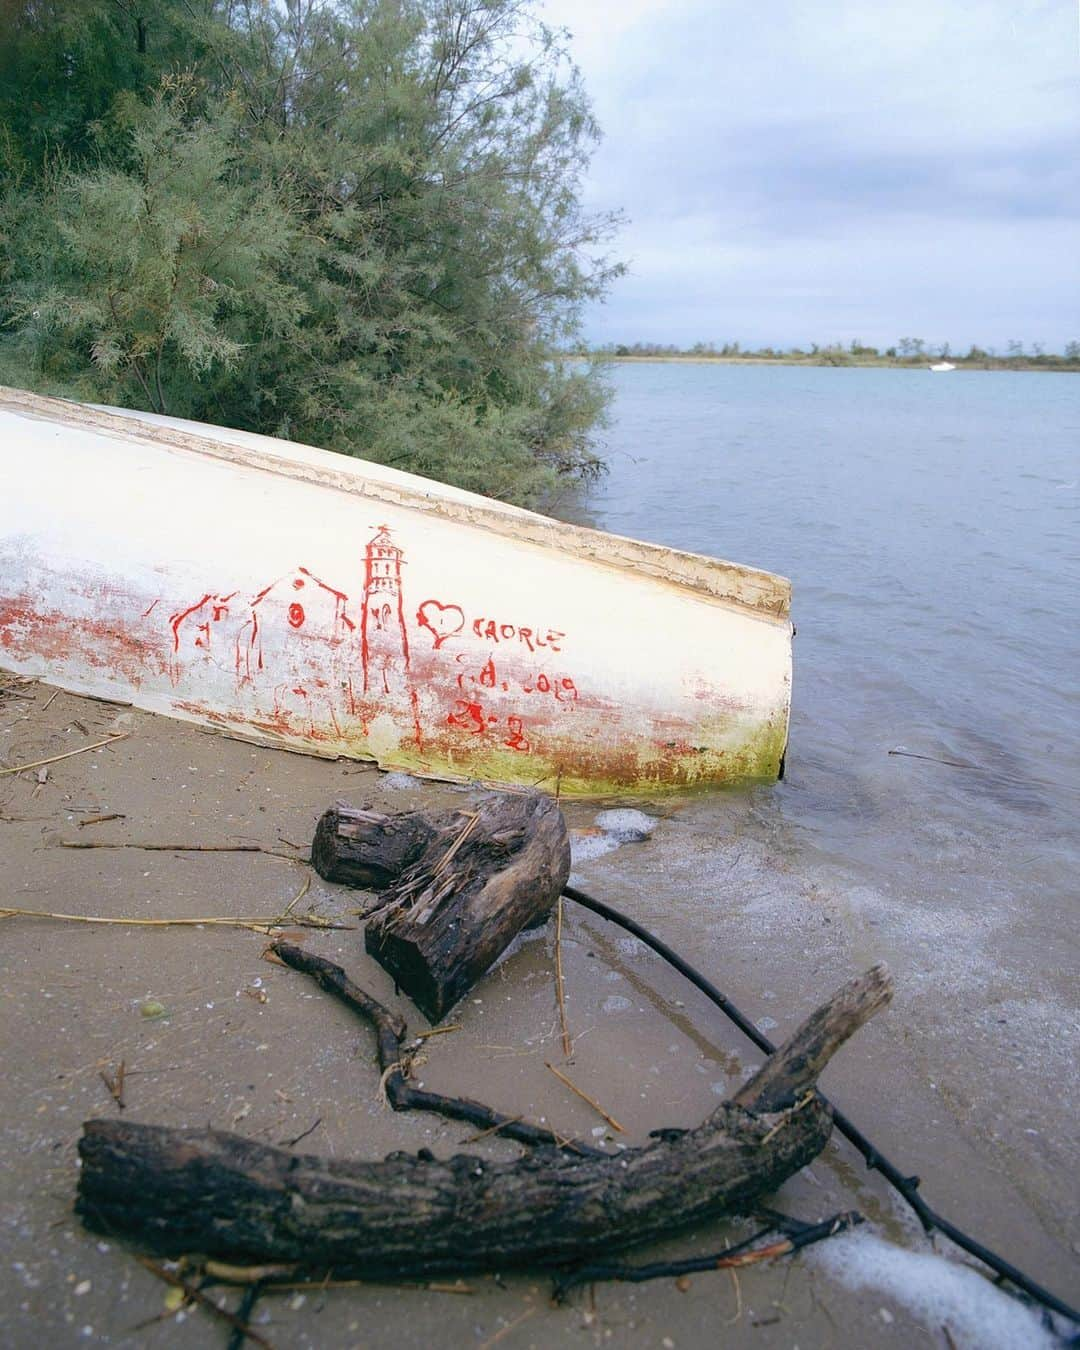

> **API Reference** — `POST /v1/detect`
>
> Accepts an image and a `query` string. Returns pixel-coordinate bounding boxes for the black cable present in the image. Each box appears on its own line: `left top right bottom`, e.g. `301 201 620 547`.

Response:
224 1281 263 1350
562 884 1079 1327
553 1212 863 1299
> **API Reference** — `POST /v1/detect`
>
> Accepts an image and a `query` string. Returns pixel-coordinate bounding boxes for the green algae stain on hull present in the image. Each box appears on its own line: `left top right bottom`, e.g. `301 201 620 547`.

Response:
357 709 792 797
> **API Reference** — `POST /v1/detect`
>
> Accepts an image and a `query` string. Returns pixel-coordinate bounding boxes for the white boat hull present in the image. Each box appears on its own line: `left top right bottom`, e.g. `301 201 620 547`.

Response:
0 388 792 794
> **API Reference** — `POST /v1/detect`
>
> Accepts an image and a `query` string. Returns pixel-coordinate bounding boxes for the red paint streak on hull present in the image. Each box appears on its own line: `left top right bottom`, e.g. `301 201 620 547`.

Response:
0 597 164 685
0 583 768 789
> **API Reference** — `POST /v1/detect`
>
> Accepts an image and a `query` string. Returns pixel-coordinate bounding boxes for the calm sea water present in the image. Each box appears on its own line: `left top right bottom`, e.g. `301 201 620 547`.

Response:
571 363 1079 1297
585 362 1079 854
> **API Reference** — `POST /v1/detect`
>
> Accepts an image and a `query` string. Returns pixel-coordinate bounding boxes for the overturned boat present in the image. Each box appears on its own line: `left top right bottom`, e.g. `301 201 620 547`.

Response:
0 387 791 794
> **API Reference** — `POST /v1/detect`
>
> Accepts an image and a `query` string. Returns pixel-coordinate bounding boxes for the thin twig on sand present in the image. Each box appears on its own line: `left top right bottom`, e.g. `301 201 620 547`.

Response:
134 1256 275 1350
0 733 129 777
0 905 350 935
554 896 573 1057
414 1023 462 1042
544 1062 624 1133
268 876 310 929
477 1305 537 1350
58 840 306 861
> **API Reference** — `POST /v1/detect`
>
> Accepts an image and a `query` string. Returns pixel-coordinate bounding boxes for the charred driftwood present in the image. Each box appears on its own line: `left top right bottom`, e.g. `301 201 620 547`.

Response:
76 960 892 1278
311 793 569 1021
357 791 570 1022
310 804 446 889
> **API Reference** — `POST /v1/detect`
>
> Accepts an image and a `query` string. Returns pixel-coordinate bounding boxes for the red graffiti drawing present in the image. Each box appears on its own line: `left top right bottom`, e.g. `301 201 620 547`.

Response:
524 674 579 702
162 527 574 758
168 534 416 729
455 653 579 704
167 591 238 680
444 696 532 754
470 617 565 653
360 527 411 695
237 568 353 685
504 716 530 752
169 568 355 690
447 700 486 734
417 599 465 648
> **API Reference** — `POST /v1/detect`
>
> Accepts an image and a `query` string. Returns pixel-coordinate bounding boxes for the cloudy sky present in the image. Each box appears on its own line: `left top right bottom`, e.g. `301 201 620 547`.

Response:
537 0 1079 352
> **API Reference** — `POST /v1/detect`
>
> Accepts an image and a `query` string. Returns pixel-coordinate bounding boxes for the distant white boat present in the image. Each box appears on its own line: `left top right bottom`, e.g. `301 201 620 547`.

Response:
928 362 956 372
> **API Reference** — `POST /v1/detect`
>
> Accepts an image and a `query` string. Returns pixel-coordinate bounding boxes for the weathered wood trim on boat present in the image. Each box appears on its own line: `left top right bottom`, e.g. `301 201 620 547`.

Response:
0 386 790 620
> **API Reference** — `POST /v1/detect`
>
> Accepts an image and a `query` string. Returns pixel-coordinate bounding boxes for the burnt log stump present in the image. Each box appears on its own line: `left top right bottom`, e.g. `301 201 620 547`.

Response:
310 804 445 889
311 793 570 1023
363 791 569 1022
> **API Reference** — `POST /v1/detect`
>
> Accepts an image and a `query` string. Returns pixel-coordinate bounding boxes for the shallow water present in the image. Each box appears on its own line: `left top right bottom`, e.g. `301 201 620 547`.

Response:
590 362 1078 839
584 363 1078 969
572 362 1079 1315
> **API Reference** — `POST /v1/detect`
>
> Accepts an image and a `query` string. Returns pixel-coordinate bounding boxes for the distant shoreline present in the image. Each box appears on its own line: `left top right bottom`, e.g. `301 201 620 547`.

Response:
576 354 1080 373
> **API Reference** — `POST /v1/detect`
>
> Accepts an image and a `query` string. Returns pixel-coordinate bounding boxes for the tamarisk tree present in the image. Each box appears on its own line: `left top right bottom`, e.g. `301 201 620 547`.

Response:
0 1 622 503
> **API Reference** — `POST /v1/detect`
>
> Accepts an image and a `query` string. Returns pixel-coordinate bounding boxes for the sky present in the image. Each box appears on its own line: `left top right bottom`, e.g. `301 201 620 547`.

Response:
536 0 1080 352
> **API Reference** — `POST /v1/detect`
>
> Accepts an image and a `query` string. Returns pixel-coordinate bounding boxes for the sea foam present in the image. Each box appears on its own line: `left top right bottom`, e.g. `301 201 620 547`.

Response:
807 1231 1060 1350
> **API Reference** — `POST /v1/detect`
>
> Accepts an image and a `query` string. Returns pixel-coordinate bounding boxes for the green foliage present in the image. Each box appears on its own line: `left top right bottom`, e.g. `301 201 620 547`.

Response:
0 0 622 505
3 83 297 407
0 0 216 168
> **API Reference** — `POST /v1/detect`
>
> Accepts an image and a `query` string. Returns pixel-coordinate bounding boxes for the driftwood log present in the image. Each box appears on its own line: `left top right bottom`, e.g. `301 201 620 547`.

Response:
76 959 892 1278
315 792 570 1022
310 804 446 889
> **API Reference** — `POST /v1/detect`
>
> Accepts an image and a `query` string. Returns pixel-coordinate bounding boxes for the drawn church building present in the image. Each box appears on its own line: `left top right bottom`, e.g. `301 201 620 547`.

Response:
167 526 413 731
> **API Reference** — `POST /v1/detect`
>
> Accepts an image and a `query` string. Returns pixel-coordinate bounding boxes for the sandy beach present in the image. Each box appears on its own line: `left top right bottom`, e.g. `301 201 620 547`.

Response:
1 675 1074 1348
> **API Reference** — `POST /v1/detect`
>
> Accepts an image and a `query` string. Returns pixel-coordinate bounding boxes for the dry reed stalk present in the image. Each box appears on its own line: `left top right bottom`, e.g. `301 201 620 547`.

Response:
554 896 573 1057
544 1061 625 1133
414 1024 462 1041
59 841 304 861
0 895 348 935
477 1305 537 1350
460 1115 525 1145
0 733 129 776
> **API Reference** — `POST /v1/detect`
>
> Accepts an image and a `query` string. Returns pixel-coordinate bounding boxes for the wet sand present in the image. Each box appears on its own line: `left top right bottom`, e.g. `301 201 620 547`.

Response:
1 678 1074 1348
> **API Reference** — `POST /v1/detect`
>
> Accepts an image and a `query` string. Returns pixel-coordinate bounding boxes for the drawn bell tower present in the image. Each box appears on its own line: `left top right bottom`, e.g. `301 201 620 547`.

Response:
361 526 410 694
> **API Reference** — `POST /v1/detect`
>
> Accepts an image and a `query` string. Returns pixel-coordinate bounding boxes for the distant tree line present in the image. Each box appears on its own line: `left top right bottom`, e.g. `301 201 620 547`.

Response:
577 338 1080 370
0 1 623 504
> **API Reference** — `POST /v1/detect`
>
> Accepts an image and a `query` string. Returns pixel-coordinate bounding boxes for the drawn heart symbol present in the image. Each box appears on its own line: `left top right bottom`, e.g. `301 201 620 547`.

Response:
417 599 465 649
